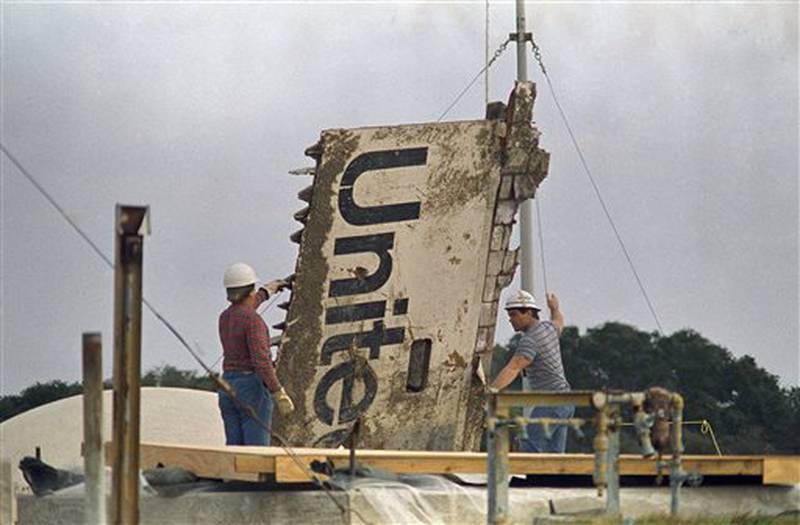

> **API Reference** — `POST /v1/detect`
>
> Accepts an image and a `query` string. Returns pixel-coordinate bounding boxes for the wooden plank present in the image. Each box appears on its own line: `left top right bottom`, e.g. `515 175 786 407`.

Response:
125 442 798 486
327 456 487 476
140 443 257 482
272 456 328 482
235 450 764 478
105 442 263 482
763 456 800 485
682 457 761 476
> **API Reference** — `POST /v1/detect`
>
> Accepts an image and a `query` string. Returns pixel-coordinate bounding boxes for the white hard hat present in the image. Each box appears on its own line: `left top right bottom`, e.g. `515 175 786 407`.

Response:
223 263 259 289
504 290 540 310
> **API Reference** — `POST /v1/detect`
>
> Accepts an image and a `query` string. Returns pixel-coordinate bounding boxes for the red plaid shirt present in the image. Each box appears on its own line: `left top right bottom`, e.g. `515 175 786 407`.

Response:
219 289 281 393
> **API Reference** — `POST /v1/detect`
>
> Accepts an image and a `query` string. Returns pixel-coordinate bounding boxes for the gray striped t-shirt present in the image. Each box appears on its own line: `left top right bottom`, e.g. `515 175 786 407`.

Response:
514 320 570 391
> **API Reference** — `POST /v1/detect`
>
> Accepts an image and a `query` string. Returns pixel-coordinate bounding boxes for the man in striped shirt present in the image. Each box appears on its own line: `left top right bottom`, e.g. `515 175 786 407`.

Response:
491 289 573 453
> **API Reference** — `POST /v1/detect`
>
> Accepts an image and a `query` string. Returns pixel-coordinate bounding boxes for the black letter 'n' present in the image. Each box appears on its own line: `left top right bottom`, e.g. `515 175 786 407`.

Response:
329 233 394 297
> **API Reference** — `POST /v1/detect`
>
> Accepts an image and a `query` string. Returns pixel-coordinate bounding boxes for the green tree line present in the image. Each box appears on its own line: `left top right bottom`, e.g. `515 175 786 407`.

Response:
0 365 214 423
493 322 800 454
3 324 798 456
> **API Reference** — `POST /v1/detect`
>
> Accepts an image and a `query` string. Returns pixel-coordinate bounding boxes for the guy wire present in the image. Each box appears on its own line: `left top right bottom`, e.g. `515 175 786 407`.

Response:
1 143 371 525
525 40 665 334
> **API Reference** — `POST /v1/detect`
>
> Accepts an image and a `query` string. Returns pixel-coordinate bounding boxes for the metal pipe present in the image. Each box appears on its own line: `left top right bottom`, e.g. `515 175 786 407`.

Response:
593 408 609 497
670 393 685 517
111 205 149 525
634 409 656 458
82 332 105 525
605 392 646 406
496 390 596 411
511 416 587 428
488 388 686 520
515 0 536 294
515 0 528 83
348 418 361 479
605 411 620 515
486 393 510 525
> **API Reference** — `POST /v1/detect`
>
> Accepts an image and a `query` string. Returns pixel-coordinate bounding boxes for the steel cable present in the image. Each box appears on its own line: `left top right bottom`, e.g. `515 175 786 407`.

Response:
535 195 549 297
437 38 511 122
1 143 372 524
526 40 665 334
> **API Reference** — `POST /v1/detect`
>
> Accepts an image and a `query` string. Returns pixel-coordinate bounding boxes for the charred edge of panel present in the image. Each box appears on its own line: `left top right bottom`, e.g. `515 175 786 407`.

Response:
274 131 361 445
460 81 551 451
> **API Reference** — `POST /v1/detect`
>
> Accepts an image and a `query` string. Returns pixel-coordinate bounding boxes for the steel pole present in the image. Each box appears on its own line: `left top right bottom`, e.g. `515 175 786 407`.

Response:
486 393 509 524
670 394 685 517
83 332 105 525
515 0 536 293
1 459 12 525
606 413 621 515
111 205 149 525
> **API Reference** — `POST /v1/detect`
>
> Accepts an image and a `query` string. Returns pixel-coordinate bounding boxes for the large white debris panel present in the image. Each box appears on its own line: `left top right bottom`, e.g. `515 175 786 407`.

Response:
275 82 549 451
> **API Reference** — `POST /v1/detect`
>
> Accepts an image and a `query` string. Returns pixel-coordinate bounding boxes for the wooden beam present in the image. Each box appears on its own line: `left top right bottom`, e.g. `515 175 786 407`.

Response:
123 442 798 485
104 442 263 482
763 456 800 485
272 456 328 483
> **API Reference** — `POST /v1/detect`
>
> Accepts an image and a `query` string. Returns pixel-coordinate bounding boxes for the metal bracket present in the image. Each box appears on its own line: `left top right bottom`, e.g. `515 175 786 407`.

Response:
508 32 533 42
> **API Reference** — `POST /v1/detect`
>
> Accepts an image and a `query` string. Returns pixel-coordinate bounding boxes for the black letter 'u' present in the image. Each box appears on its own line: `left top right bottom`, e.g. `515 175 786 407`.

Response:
338 148 427 226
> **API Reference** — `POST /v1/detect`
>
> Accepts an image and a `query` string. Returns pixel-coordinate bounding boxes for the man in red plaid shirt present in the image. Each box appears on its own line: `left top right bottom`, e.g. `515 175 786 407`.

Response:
218 262 295 446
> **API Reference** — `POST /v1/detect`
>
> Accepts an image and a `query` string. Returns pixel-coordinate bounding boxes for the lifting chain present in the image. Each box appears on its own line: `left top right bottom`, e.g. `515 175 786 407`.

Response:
529 35 548 76
490 38 512 68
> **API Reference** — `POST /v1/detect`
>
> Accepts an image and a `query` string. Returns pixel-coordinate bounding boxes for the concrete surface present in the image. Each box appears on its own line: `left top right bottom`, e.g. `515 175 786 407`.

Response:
15 483 800 524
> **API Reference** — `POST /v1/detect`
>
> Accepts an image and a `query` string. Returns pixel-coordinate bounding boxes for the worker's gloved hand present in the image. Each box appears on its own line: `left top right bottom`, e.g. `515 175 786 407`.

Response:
275 388 295 415
261 279 289 297
546 292 560 312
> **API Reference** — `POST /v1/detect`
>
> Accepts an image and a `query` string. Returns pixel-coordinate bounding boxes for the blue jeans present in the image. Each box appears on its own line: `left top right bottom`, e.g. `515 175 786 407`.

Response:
519 404 575 453
218 371 273 446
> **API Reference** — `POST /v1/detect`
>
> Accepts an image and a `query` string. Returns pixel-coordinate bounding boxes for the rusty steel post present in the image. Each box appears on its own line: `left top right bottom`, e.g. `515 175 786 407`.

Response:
670 393 685 517
111 205 149 525
83 332 105 525
605 409 621 515
486 392 510 525
348 417 361 478
1 459 12 525
593 407 609 497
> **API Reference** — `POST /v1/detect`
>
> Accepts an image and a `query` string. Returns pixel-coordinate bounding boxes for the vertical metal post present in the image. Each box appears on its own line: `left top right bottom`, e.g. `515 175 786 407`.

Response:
111 205 149 525
605 410 620 515
83 332 105 525
348 417 361 478
593 407 609 497
515 0 536 293
1 459 12 525
514 0 528 83
670 394 685 517
486 393 510 524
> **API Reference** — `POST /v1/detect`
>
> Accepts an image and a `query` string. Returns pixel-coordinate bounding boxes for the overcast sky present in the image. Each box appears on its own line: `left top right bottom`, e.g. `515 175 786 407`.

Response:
1 2 797 395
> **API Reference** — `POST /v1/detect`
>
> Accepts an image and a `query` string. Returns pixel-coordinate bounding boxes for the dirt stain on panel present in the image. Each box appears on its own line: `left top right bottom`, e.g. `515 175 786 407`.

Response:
274 130 360 445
